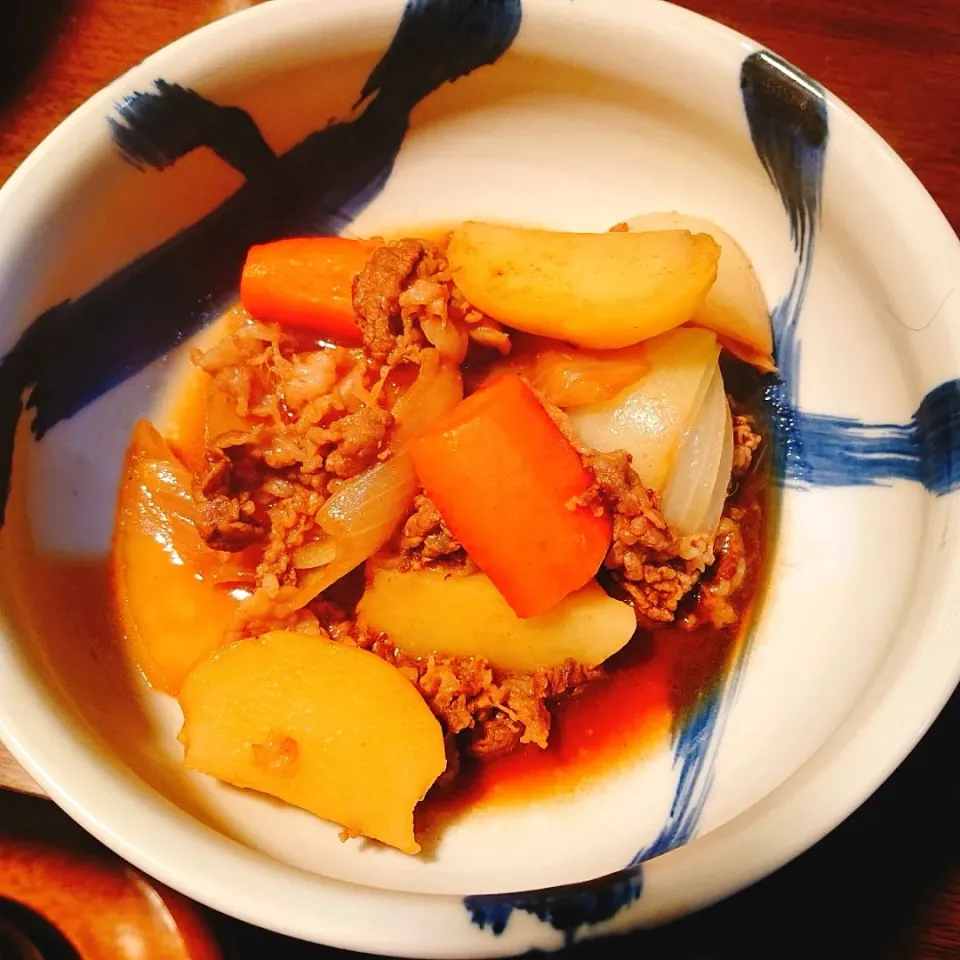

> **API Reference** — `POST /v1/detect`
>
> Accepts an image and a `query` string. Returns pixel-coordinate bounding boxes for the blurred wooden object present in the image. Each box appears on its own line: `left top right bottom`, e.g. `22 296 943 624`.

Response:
0 751 43 797
0 792 223 959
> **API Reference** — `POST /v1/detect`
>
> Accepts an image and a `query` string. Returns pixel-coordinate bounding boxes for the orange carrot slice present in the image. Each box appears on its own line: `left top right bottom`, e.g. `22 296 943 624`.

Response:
409 375 611 617
240 237 377 343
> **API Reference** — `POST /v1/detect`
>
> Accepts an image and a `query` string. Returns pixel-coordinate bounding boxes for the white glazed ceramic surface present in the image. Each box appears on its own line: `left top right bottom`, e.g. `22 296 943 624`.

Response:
0 0 959 955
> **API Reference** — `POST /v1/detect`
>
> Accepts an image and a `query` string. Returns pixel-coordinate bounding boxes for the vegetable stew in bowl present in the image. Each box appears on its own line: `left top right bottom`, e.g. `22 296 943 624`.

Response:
111 216 772 856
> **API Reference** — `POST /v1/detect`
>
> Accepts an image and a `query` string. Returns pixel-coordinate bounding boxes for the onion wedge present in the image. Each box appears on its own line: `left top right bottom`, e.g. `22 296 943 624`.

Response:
568 328 733 539
661 364 733 537
701 398 735 538
569 328 720 492
390 349 464 448
291 452 420 607
290 350 463 609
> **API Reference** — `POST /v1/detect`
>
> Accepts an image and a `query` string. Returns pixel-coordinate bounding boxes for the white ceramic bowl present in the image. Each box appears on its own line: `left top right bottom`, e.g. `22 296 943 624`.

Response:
1 0 959 955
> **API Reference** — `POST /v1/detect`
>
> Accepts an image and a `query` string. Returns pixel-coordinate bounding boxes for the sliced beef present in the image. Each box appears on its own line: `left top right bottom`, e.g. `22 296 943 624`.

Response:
195 494 266 552
352 239 424 361
732 412 762 477
682 508 751 630
194 449 266 551
582 449 713 624
399 494 462 563
312 607 600 763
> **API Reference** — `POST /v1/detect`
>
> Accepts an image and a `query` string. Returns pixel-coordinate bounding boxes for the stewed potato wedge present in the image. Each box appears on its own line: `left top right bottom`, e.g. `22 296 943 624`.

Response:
357 568 636 672
178 630 445 854
446 220 719 349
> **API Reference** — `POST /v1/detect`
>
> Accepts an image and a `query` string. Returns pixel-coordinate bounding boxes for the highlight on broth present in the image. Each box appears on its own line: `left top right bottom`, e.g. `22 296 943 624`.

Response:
111 215 772 855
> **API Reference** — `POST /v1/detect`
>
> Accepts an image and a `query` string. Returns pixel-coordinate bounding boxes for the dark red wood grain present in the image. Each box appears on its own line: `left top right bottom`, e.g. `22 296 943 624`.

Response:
684 0 960 233
0 1 957 958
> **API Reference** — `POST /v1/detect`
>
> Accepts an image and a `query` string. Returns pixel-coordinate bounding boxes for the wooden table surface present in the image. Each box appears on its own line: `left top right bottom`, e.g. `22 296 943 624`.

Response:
1 0 959 957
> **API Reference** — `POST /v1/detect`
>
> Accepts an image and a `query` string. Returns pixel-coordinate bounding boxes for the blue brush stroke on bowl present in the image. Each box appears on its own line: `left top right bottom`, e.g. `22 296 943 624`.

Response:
620 46 959 932
632 683 725 862
741 48 826 477
622 41 827 884
0 0 522 525
464 869 643 948
0 0 954 947
742 50 960 496
627 48 960 915
788 386 960 495
459 47 835 943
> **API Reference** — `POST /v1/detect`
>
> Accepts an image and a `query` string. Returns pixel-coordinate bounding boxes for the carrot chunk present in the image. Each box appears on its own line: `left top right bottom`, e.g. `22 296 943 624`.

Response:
409 374 611 617
239 237 377 343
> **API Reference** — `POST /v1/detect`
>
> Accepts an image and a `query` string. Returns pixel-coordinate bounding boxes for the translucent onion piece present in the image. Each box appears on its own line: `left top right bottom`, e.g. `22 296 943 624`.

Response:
660 364 728 537
568 328 720 492
525 342 650 408
421 316 469 364
293 538 338 570
624 212 775 372
701 396 735 539
291 453 419 608
290 351 463 609
390 348 464 449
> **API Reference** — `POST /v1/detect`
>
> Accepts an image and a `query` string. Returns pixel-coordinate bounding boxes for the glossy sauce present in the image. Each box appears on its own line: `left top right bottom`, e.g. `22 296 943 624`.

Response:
420 438 770 827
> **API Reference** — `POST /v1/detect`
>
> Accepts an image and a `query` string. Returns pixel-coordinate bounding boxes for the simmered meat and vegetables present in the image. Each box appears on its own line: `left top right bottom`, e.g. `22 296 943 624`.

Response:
112 216 771 854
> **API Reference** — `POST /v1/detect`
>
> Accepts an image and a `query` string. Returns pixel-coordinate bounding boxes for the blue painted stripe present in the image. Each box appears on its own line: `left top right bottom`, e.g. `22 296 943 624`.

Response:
741 49 827 397
625 46 832 873
780 379 960 496
630 43 960 907
464 868 643 948
631 626 755 865
744 49 960 497
631 686 724 863
109 79 280 178
742 47 827 498
0 0 523 525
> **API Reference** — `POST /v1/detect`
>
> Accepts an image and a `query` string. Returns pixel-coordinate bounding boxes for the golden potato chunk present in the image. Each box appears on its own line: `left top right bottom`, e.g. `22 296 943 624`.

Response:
178 630 446 854
624 212 774 370
446 220 719 349
357 569 636 673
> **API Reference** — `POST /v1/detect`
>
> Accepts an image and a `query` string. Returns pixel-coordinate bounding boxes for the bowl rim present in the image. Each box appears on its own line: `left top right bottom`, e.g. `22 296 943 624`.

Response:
0 0 959 955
